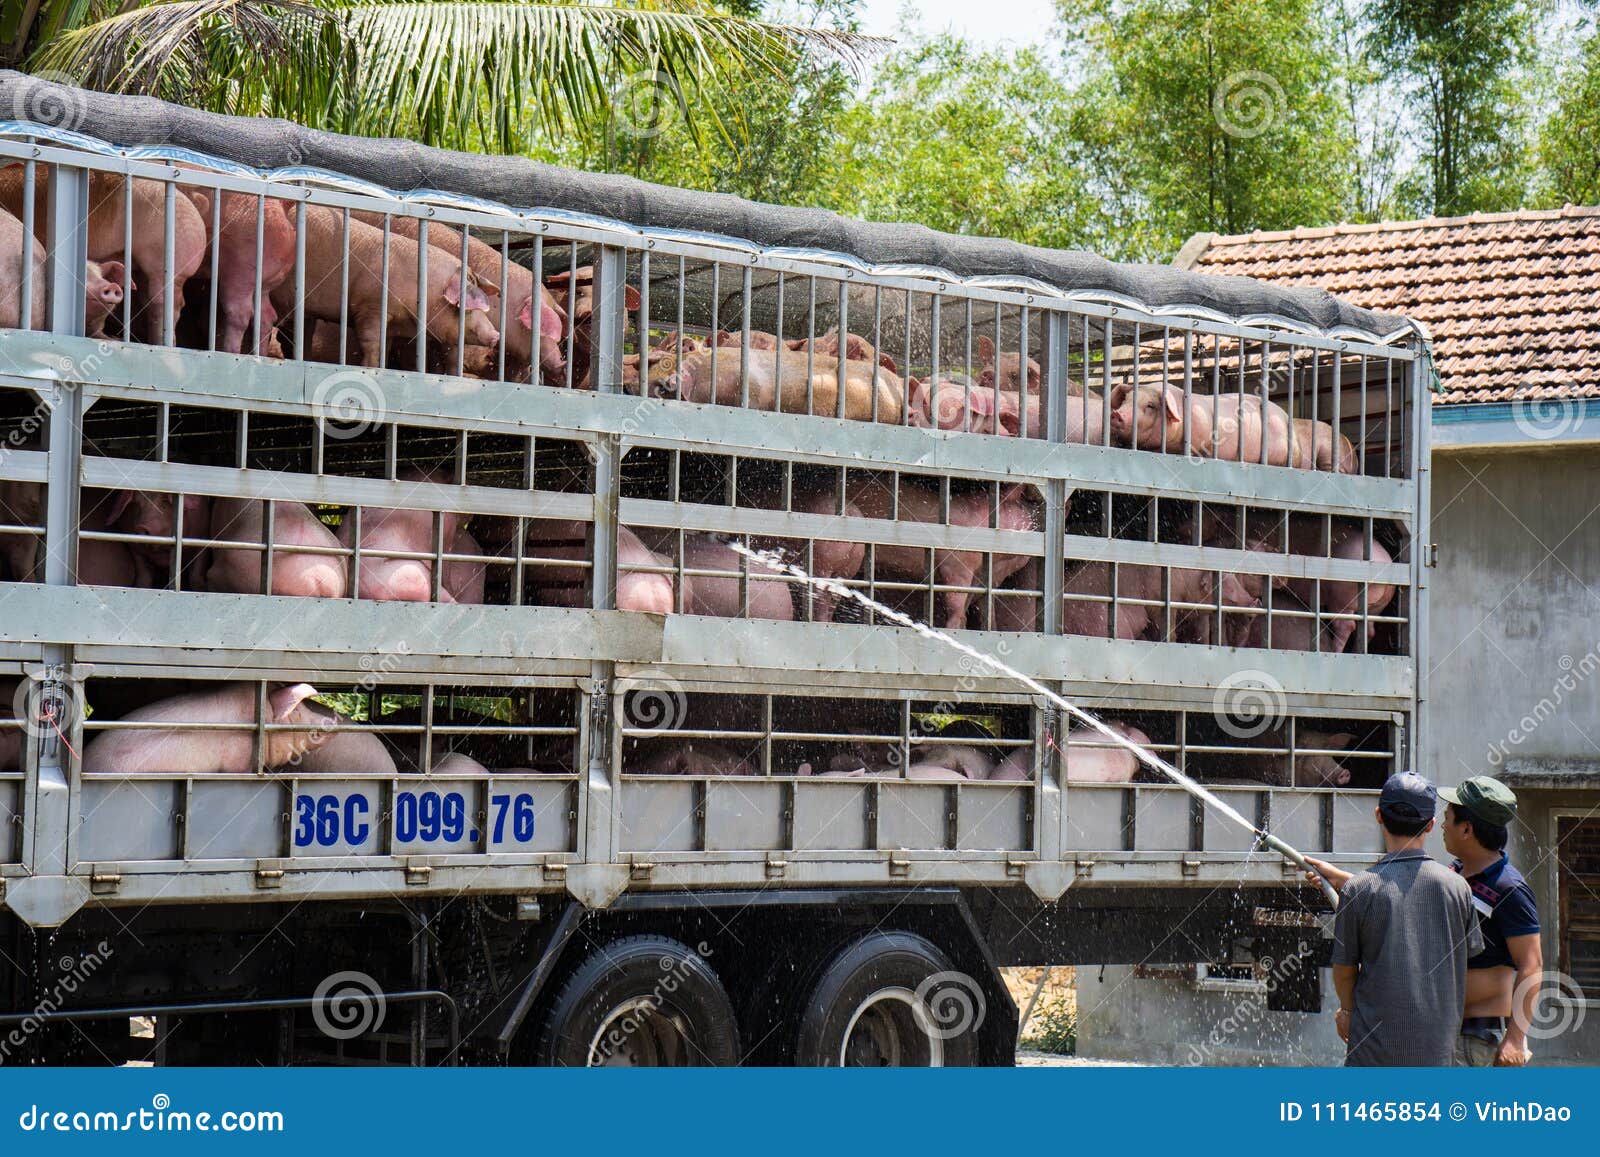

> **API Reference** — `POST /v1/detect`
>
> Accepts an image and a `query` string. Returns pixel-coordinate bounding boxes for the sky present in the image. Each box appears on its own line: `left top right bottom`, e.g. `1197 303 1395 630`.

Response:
855 0 1059 48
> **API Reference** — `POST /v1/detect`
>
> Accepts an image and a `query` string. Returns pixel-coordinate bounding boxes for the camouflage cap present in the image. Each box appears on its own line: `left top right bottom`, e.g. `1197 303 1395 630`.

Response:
1440 776 1517 827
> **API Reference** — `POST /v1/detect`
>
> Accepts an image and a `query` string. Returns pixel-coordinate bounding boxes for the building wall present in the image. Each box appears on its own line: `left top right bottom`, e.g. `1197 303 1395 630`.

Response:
1077 443 1600 1064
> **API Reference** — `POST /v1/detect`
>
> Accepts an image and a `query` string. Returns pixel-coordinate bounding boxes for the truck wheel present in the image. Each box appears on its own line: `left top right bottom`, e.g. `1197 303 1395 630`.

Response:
533 935 740 1066
794 930 981 1066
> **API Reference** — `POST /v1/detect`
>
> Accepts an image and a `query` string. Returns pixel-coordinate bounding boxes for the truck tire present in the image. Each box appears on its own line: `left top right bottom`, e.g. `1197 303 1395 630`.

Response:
532 935 740 1066
793 930 981 1066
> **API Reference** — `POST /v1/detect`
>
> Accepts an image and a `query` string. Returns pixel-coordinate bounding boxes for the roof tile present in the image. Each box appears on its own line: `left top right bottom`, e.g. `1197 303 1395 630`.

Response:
1191 208 1600 403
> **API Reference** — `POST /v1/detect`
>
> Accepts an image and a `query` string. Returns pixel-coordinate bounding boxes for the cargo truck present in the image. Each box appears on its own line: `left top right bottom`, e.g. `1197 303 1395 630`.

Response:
0 75 1429 1066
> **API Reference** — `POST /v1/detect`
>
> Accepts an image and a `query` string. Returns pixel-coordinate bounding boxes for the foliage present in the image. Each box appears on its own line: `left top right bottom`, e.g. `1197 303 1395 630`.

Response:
1365 0 1538 216
810 33 1111 254
1058 0 1355 258
1021 994 1078 1055
534 0 859 207
14 1 883 153
1535 18 1600 206
1330 0 1403 221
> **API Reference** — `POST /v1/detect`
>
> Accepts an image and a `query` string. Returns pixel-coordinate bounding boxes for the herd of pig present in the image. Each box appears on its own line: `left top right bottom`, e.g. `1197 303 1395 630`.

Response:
0 676 1354 788
0 467 1394 654
0 678 567 779
4 165 1363 477
611 715 1358 787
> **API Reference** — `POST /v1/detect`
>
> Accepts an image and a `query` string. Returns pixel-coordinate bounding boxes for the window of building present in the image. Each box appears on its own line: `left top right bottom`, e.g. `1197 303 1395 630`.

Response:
1556 814 1600 1001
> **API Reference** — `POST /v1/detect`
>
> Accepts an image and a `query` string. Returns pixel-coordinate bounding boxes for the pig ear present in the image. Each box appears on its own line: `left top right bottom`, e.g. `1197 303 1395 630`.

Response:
517 294 534 332
465 284 492 312
1326 732 1356 750
1028 360 1041 390
188 191 211 220
104 489 136 527
880 352 898 373
541 298 564 340
652 329 679 352
443 278 463 306
1163 388 1184 421
624 286 642 311
1108 382 1128 406
267 682 319 723
977 335 995 362
102 260 126 286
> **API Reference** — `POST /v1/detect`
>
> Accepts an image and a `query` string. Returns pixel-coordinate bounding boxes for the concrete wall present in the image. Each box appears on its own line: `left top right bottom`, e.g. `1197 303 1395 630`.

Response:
1077 444 1600 1065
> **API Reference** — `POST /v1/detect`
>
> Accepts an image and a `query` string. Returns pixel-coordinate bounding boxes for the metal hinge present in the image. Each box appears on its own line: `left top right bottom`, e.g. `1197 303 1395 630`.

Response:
1006 858 1028 879
89 869 121 896
541 861 568 882
254 860 284 889
764 855 787 879
629 859 655 880
1182 858 1201 877
1075 857 1096 878
404 860 433 886
1426 543 1439 567
888 854 911 877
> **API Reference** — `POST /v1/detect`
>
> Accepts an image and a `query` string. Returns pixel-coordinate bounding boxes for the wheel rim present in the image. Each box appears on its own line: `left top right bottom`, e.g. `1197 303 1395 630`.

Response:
586 997 695 1067
839 986 944 1067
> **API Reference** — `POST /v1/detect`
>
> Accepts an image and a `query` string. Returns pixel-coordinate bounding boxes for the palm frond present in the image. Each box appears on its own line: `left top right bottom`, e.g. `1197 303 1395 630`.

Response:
28 0 890 153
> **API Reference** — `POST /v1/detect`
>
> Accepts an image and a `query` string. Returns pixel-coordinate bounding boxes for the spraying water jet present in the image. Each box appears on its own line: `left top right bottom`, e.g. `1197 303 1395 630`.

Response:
730 542 1341 908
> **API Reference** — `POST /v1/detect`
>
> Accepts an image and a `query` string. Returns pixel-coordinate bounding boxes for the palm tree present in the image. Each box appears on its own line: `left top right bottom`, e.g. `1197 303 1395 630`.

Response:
6 1 882 152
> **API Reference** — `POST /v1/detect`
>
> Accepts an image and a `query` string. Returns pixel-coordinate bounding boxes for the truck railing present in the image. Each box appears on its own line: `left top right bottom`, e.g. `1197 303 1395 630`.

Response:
0 127 1427 922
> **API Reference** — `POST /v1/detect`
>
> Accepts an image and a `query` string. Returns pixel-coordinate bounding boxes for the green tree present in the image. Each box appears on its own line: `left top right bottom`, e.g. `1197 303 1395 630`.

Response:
8 1 881 154
1366 0 1537 216
1536 19 1600 205
542 0 859 207
1332 0 1402 221
1059 0 1355 258
803 33 1108 253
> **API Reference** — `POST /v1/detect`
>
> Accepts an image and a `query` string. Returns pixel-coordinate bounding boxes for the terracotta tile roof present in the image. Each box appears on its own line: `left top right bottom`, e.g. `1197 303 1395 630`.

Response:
1180 207 1600 405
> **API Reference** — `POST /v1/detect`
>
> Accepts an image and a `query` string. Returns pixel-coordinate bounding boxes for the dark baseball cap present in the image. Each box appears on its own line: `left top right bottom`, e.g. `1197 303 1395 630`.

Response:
1378 771 1437 823
1440 776 1517 827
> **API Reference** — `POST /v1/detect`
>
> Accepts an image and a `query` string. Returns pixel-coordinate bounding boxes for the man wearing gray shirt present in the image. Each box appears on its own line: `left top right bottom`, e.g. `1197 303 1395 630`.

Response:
1320 772 1482 1066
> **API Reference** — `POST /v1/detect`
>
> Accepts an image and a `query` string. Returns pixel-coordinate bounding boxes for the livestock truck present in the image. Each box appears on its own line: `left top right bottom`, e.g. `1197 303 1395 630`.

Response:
0 75 1428 1066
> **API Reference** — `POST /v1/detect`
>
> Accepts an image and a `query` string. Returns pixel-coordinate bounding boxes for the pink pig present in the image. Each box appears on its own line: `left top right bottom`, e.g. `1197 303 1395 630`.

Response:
1108 383 1298 466
847 475 1041 630
81 682 336 774
203 498 348 598
1063 722 1151 783
749 486 865 622
274 207 499 369
679 533 795 621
